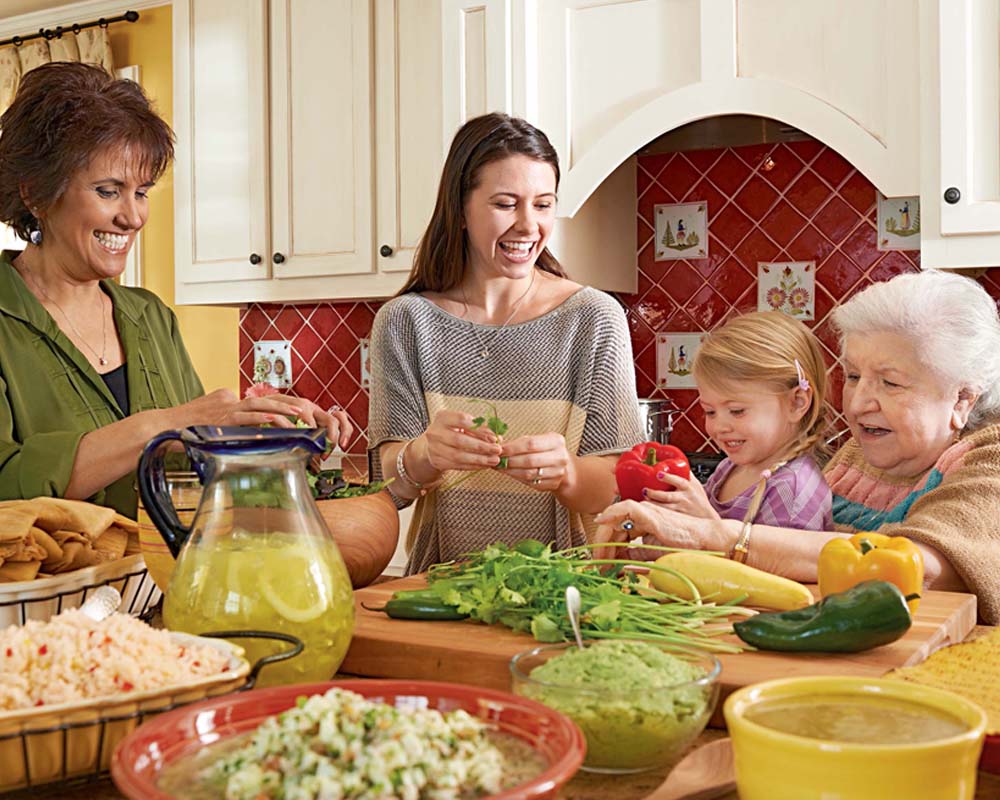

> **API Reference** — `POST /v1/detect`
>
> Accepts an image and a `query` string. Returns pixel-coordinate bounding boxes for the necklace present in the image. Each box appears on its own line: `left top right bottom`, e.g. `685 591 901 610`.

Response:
460 269 537 359
26 270 109 366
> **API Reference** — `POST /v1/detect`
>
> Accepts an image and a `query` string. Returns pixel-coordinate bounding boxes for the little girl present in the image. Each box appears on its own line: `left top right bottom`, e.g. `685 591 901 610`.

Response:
647 310 833 532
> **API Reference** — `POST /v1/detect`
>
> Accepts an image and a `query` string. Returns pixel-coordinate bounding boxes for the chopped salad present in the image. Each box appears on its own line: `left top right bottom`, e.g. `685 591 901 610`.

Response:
213 687 505 800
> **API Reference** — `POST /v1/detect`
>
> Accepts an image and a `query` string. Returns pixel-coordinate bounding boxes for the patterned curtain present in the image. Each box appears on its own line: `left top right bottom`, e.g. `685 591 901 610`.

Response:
0 26 114 118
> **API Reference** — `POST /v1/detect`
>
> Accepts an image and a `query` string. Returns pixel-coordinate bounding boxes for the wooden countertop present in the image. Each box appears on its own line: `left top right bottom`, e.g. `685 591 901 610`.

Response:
14 723 1000 800
13 627 998 800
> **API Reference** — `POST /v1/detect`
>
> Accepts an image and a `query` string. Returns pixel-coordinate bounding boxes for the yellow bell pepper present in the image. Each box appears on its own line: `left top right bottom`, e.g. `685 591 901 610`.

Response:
818 533 924 613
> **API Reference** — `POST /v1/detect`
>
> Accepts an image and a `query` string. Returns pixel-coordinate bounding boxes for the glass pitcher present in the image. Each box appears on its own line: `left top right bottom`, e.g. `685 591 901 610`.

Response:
137 426 355 687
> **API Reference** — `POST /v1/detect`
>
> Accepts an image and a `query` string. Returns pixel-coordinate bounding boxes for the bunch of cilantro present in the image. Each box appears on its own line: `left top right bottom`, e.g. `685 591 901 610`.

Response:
423 541 746 652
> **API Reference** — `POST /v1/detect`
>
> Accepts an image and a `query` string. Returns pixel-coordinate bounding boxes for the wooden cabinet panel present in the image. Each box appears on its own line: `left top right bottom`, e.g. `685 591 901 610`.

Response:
174 0 269 286
270 0 373 279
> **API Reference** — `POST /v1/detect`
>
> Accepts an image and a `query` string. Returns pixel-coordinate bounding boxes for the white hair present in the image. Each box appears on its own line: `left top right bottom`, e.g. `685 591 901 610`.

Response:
831 270 1000 430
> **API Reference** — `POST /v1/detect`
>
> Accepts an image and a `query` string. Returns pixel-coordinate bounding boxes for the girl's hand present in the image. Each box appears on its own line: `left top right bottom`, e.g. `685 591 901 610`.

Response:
644 473 720 520
500 433 572 492
421 410 503 473
594 499 731 554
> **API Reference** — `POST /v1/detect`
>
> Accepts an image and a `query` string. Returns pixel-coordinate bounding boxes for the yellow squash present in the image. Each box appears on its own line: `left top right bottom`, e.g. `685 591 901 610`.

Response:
648 551 814 610
818 532 924 613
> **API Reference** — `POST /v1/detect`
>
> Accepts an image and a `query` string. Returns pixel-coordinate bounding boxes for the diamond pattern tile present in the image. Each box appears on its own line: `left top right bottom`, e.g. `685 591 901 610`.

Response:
630 139 935 453
237 138 1000 467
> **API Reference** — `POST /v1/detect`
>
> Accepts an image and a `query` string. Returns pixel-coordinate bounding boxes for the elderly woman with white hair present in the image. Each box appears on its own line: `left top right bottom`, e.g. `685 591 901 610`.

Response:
595 270 1000 624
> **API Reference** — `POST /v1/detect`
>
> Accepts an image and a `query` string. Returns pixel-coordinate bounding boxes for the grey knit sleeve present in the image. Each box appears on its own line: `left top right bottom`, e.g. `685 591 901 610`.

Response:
577 291 644 456
366 297 429 481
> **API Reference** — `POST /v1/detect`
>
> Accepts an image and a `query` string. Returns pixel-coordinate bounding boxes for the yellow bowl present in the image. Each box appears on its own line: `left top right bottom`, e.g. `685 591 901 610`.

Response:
724 676 987 800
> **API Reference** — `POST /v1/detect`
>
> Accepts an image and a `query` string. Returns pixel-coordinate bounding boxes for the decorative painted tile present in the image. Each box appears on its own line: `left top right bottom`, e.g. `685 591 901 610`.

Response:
757 262 815 320
655 202 708 260
877 194 920 250
252 340 293 388
656 332 705 389
359 338 371 389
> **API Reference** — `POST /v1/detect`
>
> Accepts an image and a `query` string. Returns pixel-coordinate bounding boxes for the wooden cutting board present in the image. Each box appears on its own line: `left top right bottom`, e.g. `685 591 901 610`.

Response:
341 575 977 706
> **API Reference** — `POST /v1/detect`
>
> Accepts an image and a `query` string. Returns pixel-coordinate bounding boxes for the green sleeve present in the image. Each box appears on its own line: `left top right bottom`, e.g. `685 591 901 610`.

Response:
168 307 205 402
0 368 85 501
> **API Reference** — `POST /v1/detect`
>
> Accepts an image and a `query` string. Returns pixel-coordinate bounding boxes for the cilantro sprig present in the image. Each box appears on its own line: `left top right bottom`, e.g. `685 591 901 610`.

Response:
439 401 510 491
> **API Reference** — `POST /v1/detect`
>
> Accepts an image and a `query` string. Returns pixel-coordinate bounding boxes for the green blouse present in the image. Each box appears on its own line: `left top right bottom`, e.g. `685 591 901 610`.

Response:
0 251 204 517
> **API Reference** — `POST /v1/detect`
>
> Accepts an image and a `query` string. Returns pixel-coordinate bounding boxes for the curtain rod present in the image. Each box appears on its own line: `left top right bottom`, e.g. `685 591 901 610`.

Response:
0 10 139 50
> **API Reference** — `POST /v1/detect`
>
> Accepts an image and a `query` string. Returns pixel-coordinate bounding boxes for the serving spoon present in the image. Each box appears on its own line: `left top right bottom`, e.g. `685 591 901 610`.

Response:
565 586 585 649
647 737 736 800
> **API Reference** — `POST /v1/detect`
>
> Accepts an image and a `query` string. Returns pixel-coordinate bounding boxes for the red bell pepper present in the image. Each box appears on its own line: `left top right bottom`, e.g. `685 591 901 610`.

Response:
615 442 690 502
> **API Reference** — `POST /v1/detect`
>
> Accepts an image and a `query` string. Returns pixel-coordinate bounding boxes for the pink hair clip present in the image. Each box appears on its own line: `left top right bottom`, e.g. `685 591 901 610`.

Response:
760 468 772 480
794 359 811 392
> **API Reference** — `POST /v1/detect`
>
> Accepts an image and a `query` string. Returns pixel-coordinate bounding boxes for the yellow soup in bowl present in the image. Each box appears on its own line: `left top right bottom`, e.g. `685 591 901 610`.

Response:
724 677 987 800
745 693 969 745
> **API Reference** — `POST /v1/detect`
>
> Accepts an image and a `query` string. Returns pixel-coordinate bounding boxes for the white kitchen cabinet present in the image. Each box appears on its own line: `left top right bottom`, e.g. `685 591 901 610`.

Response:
436 0 921 293
920 0 1000 270
514 0 920 218
174 0 442 304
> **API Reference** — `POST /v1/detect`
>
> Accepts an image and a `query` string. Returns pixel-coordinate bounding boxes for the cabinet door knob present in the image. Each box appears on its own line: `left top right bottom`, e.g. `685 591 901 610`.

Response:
944 187 961 204
379 244 394 257
273 252 285 264
249 253 262 265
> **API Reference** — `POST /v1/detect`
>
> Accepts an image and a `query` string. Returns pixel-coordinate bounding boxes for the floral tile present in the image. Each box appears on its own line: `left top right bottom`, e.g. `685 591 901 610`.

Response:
655 202 708 260
877 194 920 251
757 261 815 320
656 332 706 389
252 340 293 388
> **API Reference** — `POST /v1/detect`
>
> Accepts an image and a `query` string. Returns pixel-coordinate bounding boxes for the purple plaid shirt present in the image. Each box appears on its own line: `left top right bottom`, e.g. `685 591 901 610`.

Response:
704 454 833 531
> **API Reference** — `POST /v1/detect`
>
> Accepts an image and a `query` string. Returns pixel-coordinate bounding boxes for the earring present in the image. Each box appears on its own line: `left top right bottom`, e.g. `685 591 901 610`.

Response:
28 226 42 245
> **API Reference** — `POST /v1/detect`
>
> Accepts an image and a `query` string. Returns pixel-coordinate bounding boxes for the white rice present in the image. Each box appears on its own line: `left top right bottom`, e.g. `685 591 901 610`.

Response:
0 610 230 711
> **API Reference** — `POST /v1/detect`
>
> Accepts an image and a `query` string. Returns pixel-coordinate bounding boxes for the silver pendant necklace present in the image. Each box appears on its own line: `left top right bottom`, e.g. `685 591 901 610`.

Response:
26 269 109 366
460 269 537 359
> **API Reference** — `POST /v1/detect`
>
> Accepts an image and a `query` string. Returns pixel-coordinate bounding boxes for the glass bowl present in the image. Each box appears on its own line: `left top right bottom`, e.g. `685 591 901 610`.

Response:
111 679 586 799
510 640 721 773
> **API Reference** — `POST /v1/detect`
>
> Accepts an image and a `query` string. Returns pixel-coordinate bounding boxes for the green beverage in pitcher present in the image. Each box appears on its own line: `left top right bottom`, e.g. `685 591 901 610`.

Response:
163 530 355 687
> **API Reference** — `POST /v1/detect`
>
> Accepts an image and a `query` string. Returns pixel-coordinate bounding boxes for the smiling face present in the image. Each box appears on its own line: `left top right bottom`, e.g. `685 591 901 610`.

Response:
462 154 557 279
35 145 153 281
842 332 973 477
699 378 808 472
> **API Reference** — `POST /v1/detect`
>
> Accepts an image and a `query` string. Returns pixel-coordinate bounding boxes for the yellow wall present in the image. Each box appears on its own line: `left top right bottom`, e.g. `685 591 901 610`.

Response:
110 5 239 392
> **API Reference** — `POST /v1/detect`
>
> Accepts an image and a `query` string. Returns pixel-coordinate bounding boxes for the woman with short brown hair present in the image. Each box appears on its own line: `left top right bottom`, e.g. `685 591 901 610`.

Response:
0 62 351 517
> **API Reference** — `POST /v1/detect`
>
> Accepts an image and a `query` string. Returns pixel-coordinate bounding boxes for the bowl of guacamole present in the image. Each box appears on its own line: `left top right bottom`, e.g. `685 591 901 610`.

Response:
510 640 720 773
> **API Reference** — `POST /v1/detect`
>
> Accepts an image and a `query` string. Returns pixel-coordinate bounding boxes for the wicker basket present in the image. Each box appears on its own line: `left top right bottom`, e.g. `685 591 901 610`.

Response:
0 555 161 628
0 632 249 792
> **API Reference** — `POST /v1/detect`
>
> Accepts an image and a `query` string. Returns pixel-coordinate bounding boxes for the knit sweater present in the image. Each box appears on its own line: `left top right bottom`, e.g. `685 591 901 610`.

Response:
824 425 1000 625
368 287 644 574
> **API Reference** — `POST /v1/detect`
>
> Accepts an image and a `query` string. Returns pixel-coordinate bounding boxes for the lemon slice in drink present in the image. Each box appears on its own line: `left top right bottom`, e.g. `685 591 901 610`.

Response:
259 543 334 623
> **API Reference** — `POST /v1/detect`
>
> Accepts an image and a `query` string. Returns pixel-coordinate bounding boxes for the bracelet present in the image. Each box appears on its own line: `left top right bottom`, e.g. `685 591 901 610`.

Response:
730 521 753 563
396 439 440 494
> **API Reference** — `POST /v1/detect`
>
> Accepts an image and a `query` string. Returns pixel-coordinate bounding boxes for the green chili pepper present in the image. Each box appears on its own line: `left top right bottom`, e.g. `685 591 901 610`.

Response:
364 589 469 621
513 538 548 558
732 580 914 653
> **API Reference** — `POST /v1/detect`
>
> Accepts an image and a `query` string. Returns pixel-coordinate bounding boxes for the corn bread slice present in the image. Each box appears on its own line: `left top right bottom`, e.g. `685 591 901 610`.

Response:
887 627 1000 734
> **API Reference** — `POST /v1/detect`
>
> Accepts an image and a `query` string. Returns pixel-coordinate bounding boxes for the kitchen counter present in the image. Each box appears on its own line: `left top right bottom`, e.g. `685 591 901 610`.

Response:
15 728 1000 800
15 627 1000 800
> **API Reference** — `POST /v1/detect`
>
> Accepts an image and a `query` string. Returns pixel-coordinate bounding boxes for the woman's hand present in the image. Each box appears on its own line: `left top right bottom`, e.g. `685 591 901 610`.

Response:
644 473 720 520
500 433 572 492
172 390 353 449
420 410 504 474
593 499 733 559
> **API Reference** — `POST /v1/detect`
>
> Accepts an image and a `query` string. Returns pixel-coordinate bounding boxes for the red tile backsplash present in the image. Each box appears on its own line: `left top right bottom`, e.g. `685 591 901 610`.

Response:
240 136 1000 470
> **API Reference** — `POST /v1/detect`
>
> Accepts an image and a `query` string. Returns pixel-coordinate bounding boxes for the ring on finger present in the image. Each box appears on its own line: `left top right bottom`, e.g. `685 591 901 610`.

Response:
621 517 635 533
531 466 543 486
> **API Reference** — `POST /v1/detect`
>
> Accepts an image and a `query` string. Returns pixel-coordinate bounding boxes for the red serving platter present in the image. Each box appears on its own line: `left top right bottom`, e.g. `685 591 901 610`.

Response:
111 679 586 799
